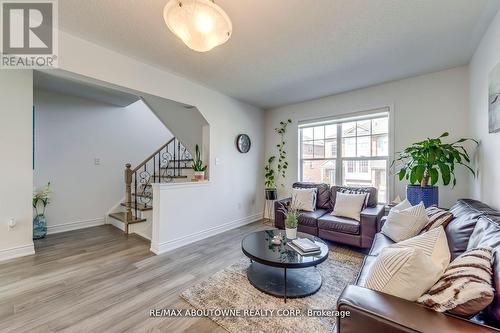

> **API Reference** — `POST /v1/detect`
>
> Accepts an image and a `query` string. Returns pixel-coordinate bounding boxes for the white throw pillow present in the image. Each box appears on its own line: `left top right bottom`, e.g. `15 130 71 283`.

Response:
363 246 444 301
391 198 412 212
331 192 367 221
381 202 429 242
291 188 317 212
388 226 450 277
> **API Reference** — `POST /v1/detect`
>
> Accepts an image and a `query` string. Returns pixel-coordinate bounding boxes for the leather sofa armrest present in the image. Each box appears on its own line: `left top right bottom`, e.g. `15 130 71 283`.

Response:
360 204 385 219
358 204 385 247
336 285 496 333
274 197 291 229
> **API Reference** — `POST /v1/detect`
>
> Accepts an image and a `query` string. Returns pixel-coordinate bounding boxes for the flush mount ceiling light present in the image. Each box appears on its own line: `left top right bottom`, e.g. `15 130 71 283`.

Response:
163 0 232 52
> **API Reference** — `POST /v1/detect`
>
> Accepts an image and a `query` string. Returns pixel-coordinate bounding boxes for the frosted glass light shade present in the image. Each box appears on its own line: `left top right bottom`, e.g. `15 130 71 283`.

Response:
163 0 232 52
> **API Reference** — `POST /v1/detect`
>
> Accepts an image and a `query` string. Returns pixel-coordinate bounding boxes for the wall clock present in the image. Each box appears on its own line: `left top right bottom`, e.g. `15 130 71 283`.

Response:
236 134 251 153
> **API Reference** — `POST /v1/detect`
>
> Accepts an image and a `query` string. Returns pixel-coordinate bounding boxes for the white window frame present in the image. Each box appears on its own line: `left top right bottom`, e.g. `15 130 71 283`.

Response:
298 107 393 204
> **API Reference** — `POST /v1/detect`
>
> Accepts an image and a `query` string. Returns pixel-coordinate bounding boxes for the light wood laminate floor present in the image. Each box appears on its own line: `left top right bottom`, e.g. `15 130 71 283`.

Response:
0 222 272 333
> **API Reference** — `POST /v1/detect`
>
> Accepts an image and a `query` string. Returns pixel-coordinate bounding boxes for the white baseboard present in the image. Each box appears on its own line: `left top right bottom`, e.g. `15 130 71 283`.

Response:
150 212 263 255
0 243 35 262
47 218 105 235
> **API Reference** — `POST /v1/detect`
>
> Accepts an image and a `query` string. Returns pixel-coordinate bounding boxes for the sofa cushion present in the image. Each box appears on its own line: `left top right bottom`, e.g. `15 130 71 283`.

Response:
369 233 395 256
381 202 429 242
417 247 494 317
298 208 328 227
291 187 317 212
446 199 495 260
363 246 444 301
317 214 360 235
388 226 450 277
467 215 500 324
355 255 377 286
293 182 330 210
331 192 367 221
421 206 454 233
331 186 378 208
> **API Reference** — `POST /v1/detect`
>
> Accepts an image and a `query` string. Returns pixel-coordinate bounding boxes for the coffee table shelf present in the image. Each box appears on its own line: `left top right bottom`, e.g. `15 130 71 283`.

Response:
241 230 329 302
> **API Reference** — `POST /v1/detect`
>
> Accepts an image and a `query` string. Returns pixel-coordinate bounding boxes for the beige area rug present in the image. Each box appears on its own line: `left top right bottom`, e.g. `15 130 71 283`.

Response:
181 246 365 333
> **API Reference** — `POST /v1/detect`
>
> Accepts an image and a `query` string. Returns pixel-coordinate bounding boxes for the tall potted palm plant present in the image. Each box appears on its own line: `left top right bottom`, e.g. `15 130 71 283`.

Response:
392 132 477 207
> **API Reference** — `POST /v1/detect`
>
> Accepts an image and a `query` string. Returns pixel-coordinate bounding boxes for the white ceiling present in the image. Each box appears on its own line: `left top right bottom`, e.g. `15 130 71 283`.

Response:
59 0 500 109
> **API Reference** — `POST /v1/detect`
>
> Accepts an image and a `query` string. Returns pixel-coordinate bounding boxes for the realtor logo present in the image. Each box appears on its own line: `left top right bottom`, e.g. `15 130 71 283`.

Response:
1 0 58 68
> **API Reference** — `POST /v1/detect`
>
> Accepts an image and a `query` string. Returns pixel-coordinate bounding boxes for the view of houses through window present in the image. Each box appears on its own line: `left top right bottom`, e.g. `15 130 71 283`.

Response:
299 111 389 203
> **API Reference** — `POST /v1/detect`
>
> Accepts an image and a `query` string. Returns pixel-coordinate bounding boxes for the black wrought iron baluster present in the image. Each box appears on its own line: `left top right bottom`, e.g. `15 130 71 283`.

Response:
173 138 177 177
158 149 161 183
144 165 148 208
134 171 138 218
153 155 156 183
177 141 181 177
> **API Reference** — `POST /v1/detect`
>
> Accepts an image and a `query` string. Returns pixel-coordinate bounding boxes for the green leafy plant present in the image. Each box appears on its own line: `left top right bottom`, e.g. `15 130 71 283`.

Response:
278 199 301 229
264 156 276 189
392 132 477 187
265 119 292 189
192 144 207 172
275 119 292 182
33 182 51 216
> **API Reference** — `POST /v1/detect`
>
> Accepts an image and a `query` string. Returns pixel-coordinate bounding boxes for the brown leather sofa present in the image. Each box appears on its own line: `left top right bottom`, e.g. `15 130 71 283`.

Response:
274 182 385 248
336 199 500 332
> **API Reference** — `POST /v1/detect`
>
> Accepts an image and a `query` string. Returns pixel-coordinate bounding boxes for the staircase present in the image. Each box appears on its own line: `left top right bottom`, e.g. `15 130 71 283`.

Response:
108 137 193 234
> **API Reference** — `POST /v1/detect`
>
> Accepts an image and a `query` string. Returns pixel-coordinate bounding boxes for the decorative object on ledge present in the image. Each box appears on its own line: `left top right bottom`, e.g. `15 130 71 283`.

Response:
192 144 207 181
33 182 51 239
392 132 477 207
163 0 232 52
236 134 251 153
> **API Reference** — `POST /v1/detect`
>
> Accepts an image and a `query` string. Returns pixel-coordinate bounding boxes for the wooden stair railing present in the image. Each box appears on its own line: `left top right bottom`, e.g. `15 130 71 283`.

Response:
118 137 193 232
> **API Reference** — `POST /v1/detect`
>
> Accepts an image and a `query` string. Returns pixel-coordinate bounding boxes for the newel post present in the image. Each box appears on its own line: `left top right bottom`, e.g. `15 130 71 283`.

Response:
125 163 133 222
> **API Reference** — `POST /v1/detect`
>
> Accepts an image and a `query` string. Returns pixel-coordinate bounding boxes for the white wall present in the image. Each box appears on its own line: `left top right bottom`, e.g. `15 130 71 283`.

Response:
0 70 35 261
33 90 172 232
57 32 265 242
265 66 471 208
469 9 500 210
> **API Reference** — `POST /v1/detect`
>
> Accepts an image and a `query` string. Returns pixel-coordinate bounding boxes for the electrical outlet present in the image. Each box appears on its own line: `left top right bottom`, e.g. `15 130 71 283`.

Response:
8 218 16 230
94 158 101 166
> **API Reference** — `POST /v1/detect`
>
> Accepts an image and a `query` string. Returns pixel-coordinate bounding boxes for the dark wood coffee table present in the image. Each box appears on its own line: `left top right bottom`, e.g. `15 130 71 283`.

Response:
241 229 329 302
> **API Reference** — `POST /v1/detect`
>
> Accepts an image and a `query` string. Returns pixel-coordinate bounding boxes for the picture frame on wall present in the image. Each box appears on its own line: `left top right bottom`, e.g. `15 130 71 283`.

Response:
489 61 500 133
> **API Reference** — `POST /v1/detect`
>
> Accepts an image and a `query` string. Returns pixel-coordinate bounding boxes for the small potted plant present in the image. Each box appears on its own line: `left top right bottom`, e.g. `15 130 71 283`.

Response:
392 132 477 207
264 156 277 200
192 144 207 181
33 182 51 239
279 200 300 239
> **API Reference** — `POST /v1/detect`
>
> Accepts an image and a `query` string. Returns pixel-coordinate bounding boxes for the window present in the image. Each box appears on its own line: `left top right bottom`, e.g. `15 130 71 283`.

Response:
299 110 390 203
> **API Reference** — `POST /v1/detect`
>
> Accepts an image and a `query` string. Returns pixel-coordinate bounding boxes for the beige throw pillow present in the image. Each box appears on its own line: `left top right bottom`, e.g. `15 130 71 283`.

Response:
331 192 367 221
291 188 317 212
389 226 450 277
381 202 429 242
391 198 412 212
363 246 444 301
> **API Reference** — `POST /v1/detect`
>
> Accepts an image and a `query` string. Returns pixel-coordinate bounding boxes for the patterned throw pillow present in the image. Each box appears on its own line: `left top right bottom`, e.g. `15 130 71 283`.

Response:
417 247 494 317
420 206 454 233
363 245 444 301
337 188 370 209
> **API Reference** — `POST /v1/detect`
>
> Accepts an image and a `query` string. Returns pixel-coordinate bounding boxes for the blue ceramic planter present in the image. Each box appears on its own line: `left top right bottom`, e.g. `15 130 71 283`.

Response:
33 214 47 239
407 185 438 208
